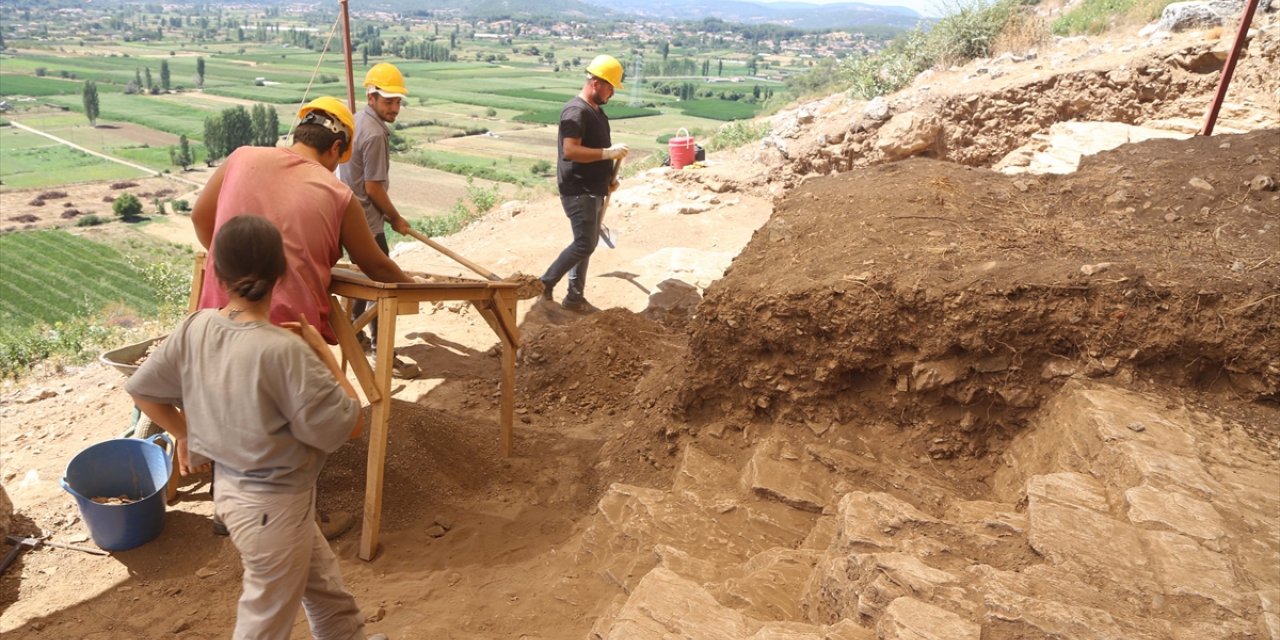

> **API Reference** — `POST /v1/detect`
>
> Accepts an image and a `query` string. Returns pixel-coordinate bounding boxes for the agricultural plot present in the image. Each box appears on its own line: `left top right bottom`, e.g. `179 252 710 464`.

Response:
43 92 219 139
0 74 120 97
678 99 763 121
0 229 161 328
0 128 146 190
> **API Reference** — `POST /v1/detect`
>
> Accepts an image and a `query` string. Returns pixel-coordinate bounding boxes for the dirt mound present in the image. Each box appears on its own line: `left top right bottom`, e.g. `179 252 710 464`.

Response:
676 130 1279 455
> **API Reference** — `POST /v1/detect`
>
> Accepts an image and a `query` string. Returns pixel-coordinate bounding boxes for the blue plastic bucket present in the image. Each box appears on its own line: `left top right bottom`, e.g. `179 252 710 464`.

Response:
61 434 173 551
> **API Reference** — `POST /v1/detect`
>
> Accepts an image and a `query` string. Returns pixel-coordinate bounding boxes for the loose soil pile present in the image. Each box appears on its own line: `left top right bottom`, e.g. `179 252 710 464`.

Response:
678 130 1279 461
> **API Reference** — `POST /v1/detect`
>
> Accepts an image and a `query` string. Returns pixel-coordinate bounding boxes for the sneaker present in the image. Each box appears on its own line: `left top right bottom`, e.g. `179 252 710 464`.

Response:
317 510 356 540
212 516 229 537
539 279 554 301
392 356 420 379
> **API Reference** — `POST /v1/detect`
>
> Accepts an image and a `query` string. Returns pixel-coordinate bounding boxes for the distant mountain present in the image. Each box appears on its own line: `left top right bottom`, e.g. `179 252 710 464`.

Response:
581 0 926 29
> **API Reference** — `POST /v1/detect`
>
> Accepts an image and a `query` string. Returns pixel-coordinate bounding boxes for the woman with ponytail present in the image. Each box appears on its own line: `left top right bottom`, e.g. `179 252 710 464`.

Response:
127 215 388 640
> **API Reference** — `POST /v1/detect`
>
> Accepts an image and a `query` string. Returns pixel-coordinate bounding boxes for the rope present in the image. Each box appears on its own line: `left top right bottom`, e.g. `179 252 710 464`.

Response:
287 11 345 141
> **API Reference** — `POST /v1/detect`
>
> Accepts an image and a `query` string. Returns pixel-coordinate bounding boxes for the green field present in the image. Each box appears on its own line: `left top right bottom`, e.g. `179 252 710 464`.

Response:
0 129 147 188
679 99 763 121
43 92 220 139
0 229 161 327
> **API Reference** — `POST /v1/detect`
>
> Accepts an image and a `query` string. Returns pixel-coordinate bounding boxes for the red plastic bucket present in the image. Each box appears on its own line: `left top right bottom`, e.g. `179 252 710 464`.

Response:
669 128 696 169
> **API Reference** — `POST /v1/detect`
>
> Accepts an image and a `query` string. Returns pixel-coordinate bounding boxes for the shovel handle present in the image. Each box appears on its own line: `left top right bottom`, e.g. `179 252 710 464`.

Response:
403 228 501 282
601 158 622 225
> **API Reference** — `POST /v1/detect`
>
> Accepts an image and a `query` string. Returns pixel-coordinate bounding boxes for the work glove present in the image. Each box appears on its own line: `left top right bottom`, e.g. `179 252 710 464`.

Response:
602 143 630 160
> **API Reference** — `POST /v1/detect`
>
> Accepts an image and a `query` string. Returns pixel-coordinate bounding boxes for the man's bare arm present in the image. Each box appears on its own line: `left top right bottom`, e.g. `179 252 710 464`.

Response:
191 163 229 248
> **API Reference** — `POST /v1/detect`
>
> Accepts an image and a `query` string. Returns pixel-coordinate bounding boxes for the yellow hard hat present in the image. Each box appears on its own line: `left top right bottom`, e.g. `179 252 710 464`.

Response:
296 96 355 163
586 55 624 89
363 62 408 98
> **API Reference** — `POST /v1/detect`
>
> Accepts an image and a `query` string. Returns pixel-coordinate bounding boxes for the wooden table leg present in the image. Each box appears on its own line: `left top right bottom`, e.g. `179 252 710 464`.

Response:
359 295 398 561
328 296 381 404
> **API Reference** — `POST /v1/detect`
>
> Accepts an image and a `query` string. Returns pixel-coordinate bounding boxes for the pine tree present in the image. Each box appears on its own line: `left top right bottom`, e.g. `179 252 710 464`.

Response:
203 115 225 164
171 134 193 169
196 56 205 88
144 66 153 90
159 60 170 91
250 103 268 146
81 80 100 127
265 107 279 146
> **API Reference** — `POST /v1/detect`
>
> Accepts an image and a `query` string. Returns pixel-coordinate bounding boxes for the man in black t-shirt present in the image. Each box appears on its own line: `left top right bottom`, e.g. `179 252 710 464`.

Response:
539 54 631 311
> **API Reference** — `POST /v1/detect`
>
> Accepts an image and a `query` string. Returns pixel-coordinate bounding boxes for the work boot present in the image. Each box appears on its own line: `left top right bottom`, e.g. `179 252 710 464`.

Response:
356 332 373 353
539 279 554 301
392 356 420 379
561 298 597 313
212 516 229 537
317 510 355 540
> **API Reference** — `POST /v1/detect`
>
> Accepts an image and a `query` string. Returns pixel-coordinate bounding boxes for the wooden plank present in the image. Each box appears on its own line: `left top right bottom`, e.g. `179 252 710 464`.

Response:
501 336 515 458
359 295 399 561
328 295 381 405
187 252 206 313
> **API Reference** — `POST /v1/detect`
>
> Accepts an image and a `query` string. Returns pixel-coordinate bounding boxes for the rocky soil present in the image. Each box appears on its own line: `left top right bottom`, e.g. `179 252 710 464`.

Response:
2 11 1278 640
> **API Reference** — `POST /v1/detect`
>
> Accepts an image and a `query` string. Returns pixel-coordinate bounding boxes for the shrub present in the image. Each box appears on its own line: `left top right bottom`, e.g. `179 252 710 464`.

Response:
61 209 83 219
170 199 191 213
530 160 553 175
1051 0 1136 34
706 120 771 152
110 181 138 190
112 193 143 218
76 214 105 226
38 190 68 200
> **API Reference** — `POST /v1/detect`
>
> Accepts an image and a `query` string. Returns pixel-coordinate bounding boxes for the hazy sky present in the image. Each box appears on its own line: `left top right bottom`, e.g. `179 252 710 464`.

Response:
755 0 948 18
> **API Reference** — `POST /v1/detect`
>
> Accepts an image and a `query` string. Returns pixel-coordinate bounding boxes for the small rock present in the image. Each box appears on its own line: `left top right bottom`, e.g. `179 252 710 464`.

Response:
1080 262 1113 276
1127 421 1146 433
433 516 454 530
1013 180 1030 193
1164 212 1181 222
195 566 219 579
365 605 387 623
170 621 191 634
425 525 447 538
1231 261 1245 273
1249 175 1275 192
1188 177 1214 191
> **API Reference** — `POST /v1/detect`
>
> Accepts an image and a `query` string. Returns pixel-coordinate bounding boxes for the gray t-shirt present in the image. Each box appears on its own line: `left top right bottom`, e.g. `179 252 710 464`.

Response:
338 105 392 236
126 310 358 494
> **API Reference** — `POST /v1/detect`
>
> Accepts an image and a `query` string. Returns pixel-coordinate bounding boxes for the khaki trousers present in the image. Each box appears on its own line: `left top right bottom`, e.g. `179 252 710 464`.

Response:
214 476 365 640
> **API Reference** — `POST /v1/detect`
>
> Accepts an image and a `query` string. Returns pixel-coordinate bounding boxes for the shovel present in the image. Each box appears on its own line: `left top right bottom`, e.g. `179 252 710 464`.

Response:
599 157 623 249
402 227 544 300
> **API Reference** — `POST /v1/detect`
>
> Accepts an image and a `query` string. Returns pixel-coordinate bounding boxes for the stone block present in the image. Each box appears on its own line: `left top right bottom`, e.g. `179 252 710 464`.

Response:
601 567 752 640
1143 530 1244 612
877 597 979 640
835 492 941 552
722 548 821 621
1124 484 1226 541
1026 472 1110 512
1028 502 1155 588
742 442 837 513
674 445 739 501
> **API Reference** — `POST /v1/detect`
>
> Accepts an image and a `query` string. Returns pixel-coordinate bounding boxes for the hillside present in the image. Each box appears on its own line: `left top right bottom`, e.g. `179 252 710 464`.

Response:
1 6 1278 640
